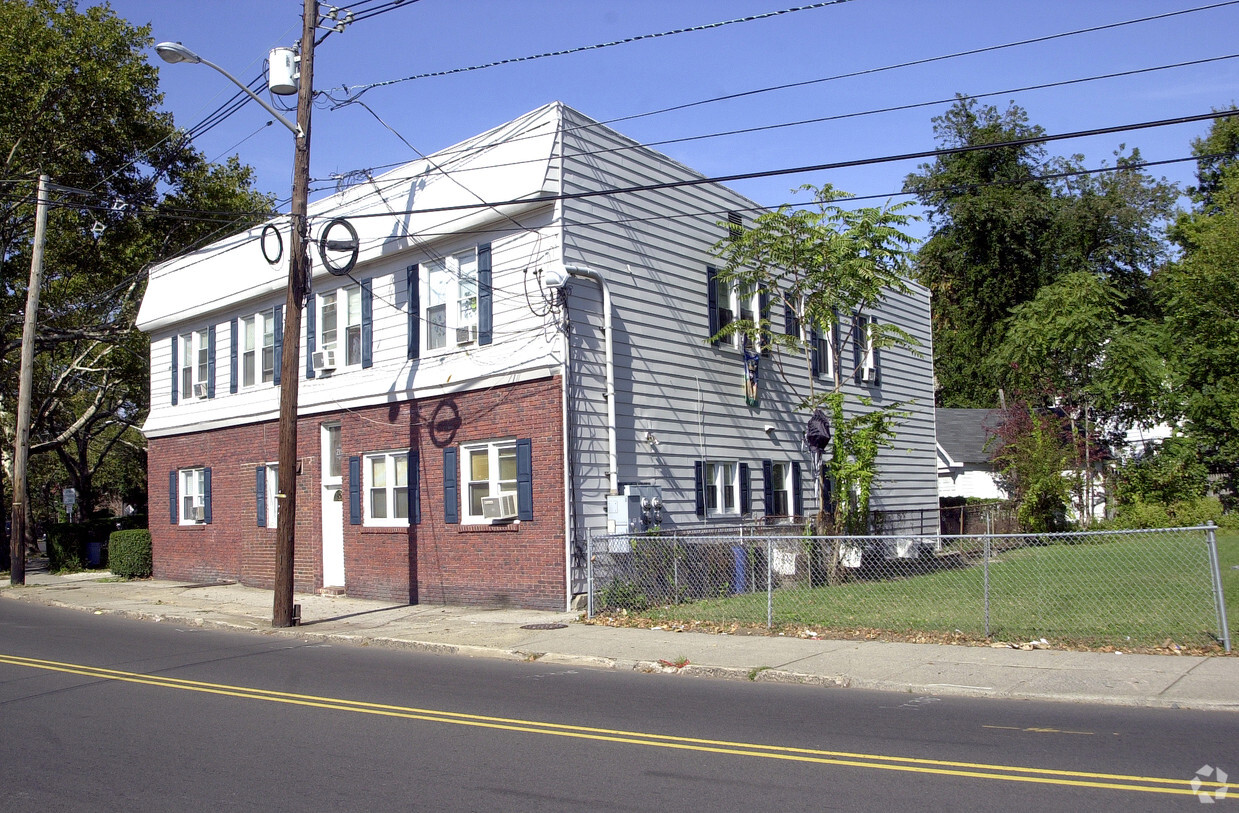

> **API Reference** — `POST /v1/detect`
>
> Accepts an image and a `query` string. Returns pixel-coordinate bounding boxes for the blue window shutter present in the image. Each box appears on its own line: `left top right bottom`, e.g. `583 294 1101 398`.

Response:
853 312 864 385
762 460 774 515
516 438 533 521
407 264 420 360
348 456 361 525
694 461 705 517
443 448 458 524
170 335 179 405
361 279 373 368
273 304 283 386
203 467 213 524
410 449 421 524
784 299 798 337
306 294 316 379
739 462 751 515
706 266 719 346
791 462 803 517
477 244 493 346
169 470 178 524
229 319 238 394
810 328 821 377
821 466 835 515
831 309 841 377
758 293 770 357
207 325 217 398
256 466 267 527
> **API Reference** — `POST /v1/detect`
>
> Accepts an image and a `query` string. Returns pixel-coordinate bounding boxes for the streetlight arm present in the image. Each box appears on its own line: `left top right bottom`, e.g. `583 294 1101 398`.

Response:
156 42 303 138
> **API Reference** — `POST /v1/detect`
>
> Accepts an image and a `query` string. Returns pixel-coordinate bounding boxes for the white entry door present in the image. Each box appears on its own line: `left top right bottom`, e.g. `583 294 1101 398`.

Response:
321 423 345 587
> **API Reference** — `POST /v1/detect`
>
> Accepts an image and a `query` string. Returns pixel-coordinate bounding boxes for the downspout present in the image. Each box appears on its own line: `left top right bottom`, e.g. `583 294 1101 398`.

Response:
563 265 618 496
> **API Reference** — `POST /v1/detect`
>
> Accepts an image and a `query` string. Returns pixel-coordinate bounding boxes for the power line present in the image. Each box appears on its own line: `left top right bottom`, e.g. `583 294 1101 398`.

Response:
330 0 861 104
324 109 1234 222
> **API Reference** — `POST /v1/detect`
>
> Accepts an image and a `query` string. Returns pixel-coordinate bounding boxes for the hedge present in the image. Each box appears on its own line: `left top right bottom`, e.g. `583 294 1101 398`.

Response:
108 529 152 578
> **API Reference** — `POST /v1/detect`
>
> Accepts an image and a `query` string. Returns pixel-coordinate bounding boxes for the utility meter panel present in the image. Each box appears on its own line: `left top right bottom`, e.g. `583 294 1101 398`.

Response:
605 484 663 545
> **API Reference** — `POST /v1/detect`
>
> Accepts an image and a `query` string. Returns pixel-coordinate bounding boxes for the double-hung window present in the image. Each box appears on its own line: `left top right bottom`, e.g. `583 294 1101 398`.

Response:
320 286 363 367
426 249 479 351
239 309 277 387
178 330 210 399
771 462 791 516
705 461 738 516
180 467 208 524
463 440 517 522
365 450 409 525
712 276 760 351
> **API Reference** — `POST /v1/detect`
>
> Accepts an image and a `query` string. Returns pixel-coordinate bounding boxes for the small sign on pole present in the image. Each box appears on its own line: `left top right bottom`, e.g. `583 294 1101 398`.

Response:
62 487 77 508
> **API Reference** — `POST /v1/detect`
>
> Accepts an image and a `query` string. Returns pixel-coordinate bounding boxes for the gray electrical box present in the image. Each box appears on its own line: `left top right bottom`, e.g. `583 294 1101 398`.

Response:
605 484 663 549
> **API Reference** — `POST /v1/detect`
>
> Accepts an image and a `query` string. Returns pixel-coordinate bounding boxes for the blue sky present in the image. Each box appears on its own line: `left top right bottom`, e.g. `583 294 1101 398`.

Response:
112 0 1238 234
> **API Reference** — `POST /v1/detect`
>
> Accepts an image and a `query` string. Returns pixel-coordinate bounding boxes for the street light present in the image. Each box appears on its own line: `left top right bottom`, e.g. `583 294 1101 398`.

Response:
154 42 303 138
156 2 316 629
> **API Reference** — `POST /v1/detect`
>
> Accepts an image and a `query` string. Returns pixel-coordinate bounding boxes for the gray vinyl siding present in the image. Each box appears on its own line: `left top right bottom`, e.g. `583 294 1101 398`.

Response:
557 107 937 537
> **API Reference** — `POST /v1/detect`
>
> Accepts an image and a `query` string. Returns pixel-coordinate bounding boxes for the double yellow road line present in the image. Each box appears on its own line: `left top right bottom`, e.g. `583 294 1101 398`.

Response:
1 653 1230 799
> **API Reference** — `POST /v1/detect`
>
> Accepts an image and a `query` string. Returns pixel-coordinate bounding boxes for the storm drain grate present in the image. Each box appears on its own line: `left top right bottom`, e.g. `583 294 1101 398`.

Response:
520 623 568 630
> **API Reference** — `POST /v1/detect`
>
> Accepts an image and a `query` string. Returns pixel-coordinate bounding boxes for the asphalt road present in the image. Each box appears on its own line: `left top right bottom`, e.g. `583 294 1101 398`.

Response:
0 601 1233 811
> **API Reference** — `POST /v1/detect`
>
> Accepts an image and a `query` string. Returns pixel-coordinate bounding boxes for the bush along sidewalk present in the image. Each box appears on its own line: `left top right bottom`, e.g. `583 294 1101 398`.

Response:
108 530 151 579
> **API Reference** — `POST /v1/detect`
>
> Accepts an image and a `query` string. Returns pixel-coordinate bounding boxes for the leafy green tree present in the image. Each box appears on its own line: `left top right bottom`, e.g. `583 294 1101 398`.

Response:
0 0 273 540
988 400 1073 533
1160 116 1239 499
1114 436 1209 507
713 184 919 580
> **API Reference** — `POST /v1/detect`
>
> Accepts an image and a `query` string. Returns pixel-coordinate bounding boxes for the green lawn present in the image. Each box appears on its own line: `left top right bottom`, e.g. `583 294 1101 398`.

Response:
626 530 1237 651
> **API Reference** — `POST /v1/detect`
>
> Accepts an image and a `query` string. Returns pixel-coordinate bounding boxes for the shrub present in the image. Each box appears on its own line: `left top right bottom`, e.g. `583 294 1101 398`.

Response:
108 530 152 578
1107 496 1226 529
46 525 90 572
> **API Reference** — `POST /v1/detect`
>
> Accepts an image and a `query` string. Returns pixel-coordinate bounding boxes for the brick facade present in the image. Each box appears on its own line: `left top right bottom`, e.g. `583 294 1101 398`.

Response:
148 376 567 610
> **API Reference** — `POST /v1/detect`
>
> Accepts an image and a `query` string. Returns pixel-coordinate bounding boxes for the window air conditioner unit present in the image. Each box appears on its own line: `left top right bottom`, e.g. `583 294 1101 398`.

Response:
862 365 878 383
193 383 209 399
481 493 518 521
312 349 336 372
191 505 205 521
456 325 478 345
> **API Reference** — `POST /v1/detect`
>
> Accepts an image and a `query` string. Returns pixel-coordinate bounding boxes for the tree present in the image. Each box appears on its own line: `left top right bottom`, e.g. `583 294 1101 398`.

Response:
904 98 1179 408
713 184 919 580
1160 114 1239 499
0 1 274 550
987 400 1073 533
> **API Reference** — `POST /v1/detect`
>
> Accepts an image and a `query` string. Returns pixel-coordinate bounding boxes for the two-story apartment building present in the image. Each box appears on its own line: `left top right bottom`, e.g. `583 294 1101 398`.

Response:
137 102 938 610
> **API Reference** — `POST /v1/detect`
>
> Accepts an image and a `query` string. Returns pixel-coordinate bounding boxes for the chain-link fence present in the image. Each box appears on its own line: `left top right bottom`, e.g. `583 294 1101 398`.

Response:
586 524 1232 651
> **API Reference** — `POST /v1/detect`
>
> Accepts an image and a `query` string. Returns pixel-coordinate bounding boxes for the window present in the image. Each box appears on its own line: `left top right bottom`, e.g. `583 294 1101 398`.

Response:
240 309 277 387
808 312 837 381
462 440 517 523
178 330 210 399
258 464 278 528
426 249 478 351
179 467 208 525
859 314 878 383
712 276 761 351
771 462 791 516
704 461 739 516
320 286 363 367
365 450 409 525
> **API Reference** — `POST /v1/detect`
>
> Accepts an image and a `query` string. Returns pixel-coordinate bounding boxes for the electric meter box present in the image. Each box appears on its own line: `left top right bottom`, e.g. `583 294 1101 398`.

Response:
605 484 663 550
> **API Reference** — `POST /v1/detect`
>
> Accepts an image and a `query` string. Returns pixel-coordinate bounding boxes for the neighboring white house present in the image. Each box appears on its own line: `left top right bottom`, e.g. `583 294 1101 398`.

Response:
137 102 939 610
936 408 1005 500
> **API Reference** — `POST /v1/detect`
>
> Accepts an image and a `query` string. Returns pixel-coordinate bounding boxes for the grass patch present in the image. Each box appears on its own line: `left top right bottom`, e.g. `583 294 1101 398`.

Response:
621 531 1236 650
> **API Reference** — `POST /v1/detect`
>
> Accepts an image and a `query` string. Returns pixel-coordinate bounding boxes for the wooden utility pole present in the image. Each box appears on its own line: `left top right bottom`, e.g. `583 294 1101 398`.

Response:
272 0 316 626
10 174 50 585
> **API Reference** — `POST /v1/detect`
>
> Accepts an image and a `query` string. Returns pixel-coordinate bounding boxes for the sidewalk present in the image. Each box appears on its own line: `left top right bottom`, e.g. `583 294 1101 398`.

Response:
2 567 1235 712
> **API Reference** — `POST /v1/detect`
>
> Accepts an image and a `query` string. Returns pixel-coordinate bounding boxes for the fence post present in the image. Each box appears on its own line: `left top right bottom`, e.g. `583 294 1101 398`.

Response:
984 511 992 639
586 532 594 619
673 537 680 605
767 535 774 629
1205 522 1232 653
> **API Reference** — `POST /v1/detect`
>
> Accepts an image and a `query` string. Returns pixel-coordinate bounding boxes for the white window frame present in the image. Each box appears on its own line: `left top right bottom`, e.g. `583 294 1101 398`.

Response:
705 461 739 517
461 439 517 525
239 309 277 388
771 462 792 517
804 312 836 381
179 467 207 525
319 285 363 368
860 315 877 381
425 248 479 353
264 463 279 529
364 450 409 527
715 278 761 351
178 330 210 400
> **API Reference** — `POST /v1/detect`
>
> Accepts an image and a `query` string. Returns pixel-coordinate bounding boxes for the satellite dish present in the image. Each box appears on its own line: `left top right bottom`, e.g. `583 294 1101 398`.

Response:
318 217 359 276
260 224 283 265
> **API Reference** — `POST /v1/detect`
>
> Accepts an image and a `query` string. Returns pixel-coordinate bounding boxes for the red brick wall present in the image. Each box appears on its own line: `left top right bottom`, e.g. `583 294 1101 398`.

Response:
147 375 567 609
